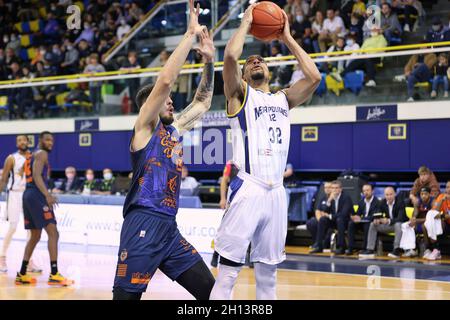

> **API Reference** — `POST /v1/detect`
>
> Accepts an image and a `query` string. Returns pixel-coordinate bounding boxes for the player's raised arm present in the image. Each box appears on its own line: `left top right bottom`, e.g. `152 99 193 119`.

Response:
173 28 215 135
223 4 256 111
134 0 204 134
278 11 321 109
0 155 14 192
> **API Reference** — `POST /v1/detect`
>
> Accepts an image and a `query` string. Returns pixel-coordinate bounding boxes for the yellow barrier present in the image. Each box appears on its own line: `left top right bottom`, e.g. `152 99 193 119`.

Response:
1 41 449 86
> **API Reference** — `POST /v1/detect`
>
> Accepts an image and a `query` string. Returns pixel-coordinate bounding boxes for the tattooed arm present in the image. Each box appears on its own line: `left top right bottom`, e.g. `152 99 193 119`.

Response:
173 29 215 135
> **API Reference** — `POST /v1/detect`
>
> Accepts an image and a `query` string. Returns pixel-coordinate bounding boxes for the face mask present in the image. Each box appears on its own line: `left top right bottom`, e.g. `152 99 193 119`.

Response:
346 39 354 46
86 174 94 181
66 173 75 179
104 173 112 180
67 45 73 50
296 15 304 23
3 37 8 43
432 25 441 31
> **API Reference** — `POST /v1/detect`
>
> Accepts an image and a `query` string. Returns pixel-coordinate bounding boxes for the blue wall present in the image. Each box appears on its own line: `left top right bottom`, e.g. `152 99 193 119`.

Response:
1 119 449 172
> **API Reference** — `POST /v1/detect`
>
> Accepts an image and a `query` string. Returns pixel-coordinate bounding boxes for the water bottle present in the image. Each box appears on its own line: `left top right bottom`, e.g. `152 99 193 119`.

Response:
330 232 337 252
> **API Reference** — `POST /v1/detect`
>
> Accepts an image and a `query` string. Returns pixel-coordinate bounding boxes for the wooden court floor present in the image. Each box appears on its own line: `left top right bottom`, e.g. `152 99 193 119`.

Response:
0 242 449 300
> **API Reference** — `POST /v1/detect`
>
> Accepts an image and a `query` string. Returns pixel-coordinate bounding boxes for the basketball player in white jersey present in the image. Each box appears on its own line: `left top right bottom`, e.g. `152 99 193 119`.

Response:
0 135 42 273
210 5 321 300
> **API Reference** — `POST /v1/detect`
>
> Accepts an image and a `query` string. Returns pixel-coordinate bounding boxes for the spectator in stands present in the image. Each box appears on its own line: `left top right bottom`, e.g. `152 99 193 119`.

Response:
307 181 333 253
60 40 79 75
426 17 447 43
310 180 353 255
310 0 328 18
341 28 388 87
52 166 83 194
402 186 434 257
423 181 450 260
94 168 116 195
5 33 20 56
391 0 419 32
311 10 325 53
0 48 6 80
349 13 364 45
346 183 381 255
77 39 92 61
84 53 106 113
97 38 111 62
381 3 402 45
270 43 292 90
129 2 144 24
43 12 61 45
318 8 346 53
50 44 64 71
180 165 200 196
289 64 305 87
409 166 440 205
283 163 297 186
359 186 407 259
323 36 345 76
120 51 141 113
75 22 95 46
117 18 131 40
5 48 20 66
431 53 449 99
291 0 310 17
394 52 436 84
291 7 313 53
81 169 99 195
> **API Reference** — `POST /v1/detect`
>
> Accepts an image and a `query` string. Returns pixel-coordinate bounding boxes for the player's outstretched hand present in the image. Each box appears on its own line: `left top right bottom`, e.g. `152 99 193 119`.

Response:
278 10 293 43
187 0 203 36
195 28 215 62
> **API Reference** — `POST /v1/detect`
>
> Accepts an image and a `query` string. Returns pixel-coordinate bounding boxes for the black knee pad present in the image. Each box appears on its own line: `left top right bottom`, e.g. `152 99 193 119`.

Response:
219 256 244 267
112 287 142 300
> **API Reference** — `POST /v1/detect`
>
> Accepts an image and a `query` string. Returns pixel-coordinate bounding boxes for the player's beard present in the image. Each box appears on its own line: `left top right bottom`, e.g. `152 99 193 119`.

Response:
251 71 265 81
19 146 28 152
160 114 174 126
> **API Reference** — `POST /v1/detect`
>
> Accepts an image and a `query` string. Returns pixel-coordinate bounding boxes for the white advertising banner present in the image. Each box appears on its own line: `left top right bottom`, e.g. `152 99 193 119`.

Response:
0 201 223 253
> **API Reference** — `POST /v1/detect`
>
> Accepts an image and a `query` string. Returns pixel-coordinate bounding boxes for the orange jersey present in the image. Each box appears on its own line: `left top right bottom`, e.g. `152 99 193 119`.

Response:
432 194 450 224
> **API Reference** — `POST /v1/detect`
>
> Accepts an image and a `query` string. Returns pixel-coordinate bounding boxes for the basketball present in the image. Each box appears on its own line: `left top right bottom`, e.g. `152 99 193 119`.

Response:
249 1 285 42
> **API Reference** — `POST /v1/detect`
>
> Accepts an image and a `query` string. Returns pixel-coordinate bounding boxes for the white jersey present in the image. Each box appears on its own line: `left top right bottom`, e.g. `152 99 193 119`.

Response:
6 152 26 192
227 84 291 184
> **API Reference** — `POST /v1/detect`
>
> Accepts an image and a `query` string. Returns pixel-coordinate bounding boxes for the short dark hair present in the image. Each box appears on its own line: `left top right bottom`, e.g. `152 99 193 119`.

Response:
331 180 342 188
40 131 52 139
17 134 29 140
135 84 154 110
362 183 373 190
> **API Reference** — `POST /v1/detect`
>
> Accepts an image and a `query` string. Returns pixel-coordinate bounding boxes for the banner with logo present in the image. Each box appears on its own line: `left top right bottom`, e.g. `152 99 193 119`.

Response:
356 104 398 122
0 202 223 253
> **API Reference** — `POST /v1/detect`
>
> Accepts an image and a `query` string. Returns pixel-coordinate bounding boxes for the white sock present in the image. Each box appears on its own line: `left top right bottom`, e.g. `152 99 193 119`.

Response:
209 264 241 300
1 223 18 257
254 263 277 300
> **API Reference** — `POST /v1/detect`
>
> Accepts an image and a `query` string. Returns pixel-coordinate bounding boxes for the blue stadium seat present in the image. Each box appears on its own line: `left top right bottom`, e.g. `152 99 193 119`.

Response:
315 73 327 96
344 70 364 95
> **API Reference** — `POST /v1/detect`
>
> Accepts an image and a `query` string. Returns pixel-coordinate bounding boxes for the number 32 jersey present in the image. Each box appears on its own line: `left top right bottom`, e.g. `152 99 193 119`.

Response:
227 83 291 185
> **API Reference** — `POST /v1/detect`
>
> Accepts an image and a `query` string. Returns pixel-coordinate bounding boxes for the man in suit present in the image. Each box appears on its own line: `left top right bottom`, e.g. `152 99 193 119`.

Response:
359 186 408 259
310 180 353 255
307 181 333 252
52 166 83 194
346 184 381 255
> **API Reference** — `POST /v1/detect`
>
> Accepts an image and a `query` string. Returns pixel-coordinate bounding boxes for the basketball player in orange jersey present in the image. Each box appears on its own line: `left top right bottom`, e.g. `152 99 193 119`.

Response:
0 135 42 274
15 131 72 286
210 4 321 300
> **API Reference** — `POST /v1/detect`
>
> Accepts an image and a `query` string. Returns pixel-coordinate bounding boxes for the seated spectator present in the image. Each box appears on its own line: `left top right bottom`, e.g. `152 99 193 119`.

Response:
84 53 106 112
75 22 95 46
349 13 364 45
117 18 131 40
283 163 297 186
431 53 449 99
120 51 142 113
341 28 388 87
381 3 402 45
391 0 419 32
289 64 305 87
346 184 381 255
423 181 450 260
401 187 434 257
394 52 436 83
60 40 79 75
94 168 116 195
311 10 325 53
291 7 313 53
321 36 345 76
81 169 99 195
426 17 447 43
409 166 440 205
318 8 346 53
291 0 310 17
307 181 333 252
52 166 83 194
309 180 353 254
180 165 200 196
269 43 292 90
359 186 408 259
43 12 61 45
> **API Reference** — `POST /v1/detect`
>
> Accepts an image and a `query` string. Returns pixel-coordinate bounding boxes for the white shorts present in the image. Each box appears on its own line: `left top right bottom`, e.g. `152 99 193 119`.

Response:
5 190 24 224
214 171 287 265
